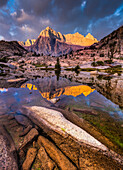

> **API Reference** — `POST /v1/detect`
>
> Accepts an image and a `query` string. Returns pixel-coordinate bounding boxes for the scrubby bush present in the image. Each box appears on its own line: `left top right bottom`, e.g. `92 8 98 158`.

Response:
91 61 104 66
0 57 8 63
91 62 97 67
104 60 113 64
91 53 95 57
96 61 104 66
100 53 104 57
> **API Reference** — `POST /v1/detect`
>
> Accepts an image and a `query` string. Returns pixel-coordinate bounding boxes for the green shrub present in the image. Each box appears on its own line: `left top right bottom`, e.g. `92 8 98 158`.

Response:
91 61 104 66
91 62 97 67
104 60 113 64
96 61 104 66
0 57 8 63
75 65 80 75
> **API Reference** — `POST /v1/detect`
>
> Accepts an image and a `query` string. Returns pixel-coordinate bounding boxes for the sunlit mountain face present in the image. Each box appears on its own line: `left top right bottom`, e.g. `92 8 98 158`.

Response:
21 83 95 100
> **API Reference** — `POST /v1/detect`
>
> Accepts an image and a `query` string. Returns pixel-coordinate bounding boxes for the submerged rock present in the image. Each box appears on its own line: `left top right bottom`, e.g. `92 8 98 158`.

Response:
73 108 98 116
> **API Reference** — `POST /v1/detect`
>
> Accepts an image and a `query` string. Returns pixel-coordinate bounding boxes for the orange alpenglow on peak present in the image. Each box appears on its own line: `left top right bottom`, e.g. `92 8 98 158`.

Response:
39 27 98 46
39 27 65 42
39 26 98 46
86 33 98 42
19 39 36 46
19 26 98 47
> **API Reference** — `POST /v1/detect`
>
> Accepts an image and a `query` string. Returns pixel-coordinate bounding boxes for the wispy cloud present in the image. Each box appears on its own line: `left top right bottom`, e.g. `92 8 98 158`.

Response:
81 1 87 11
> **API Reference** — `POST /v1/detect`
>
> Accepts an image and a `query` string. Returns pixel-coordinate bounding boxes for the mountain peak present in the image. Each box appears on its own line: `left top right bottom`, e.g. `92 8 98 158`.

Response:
39 27 65 42
19 26 98 49
86 33 94 39
39 27 57 37
45 26 52 31
86 33 98 42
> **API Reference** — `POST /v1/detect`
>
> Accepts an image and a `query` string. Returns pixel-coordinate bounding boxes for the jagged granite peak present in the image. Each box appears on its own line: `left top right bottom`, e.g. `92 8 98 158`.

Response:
19 39 36 46
19 27 98 48
64 32 84 45
39 27 65 42
25 39 36 46
86 33 98 42
20 26 98 56
64 32 98 46
39 27 98 46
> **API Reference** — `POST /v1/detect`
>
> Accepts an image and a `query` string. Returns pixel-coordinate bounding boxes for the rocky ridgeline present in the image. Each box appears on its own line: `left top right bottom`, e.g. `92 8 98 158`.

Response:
19 26 97 47
90 25 123 56
19 26 98 56
19 39 36 47
0 101 123 170
0 40 27 57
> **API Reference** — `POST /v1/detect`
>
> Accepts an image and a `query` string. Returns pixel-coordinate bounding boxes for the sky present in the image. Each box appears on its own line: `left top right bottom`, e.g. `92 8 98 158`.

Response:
0 0 123 41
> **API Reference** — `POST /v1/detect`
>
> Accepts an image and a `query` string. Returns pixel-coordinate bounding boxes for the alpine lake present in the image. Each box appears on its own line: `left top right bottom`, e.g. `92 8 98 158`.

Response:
0 69 123 155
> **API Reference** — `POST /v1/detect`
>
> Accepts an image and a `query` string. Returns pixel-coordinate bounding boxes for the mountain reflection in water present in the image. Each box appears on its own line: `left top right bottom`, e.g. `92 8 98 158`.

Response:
21 83 95 100
21 82 123 119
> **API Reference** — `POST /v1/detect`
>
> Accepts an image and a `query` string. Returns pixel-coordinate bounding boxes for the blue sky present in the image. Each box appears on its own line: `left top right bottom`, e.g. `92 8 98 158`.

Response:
0 0 123 41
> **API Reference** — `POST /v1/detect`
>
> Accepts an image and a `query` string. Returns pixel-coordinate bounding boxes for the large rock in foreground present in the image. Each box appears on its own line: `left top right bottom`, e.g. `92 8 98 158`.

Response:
26 106 107 151
22 105 123 169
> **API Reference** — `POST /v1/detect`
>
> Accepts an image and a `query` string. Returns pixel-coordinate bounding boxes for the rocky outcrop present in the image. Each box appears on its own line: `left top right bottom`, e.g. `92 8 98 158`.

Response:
22 148 37 170
25 106 107 150
21 105 123 169
0 40 27 58
91 25 123 55
37 144 56 170
0 102 122 169
20 128 39 150
38 135 77 170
